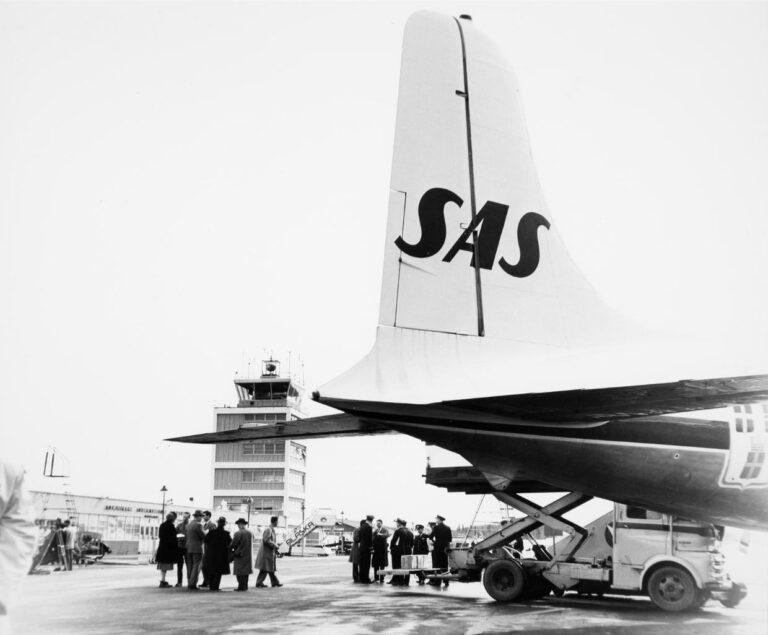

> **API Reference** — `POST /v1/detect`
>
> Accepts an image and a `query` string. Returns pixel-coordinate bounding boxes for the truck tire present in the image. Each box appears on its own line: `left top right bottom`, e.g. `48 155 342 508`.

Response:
646 565 697 612
483 559 527 602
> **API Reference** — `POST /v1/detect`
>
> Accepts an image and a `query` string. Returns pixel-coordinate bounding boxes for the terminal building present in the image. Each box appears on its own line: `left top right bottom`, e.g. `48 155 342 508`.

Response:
211 359 308 529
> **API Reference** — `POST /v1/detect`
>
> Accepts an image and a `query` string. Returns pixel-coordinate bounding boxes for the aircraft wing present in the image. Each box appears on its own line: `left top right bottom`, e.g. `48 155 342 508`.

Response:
167 413 393 444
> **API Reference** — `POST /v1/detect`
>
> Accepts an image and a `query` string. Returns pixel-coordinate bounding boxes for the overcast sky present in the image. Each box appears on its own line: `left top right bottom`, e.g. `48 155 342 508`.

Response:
1 1 766 528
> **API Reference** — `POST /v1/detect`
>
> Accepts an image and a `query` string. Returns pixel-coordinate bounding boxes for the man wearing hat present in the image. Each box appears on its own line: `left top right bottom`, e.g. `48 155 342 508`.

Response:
389 518 413 586
412 524 429 585
185 510 206 590
255 516 283 588
230 518 254 591
371 519 390 583
357 515 374 583
429 515 452 586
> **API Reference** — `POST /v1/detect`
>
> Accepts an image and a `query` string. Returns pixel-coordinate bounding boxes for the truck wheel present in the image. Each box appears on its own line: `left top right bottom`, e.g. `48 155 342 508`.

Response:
483 559 527 602
647 565 697 612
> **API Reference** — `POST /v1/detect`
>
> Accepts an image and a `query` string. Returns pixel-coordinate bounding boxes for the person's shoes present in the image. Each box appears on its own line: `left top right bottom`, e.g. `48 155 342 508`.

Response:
387 580 395 585
209 588 220 591
200 583 208 588
174 583 182 588
273 583 283 587
255 583 267 588
159 581 170 588
188 586 198 591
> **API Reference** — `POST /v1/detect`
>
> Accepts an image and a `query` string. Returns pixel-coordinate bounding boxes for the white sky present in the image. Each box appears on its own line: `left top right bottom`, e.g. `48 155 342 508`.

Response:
1 1 766 528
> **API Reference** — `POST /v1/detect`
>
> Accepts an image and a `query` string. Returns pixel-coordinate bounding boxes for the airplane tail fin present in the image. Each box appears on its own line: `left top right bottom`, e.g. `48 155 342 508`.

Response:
319 13 635 405
378 12 622 345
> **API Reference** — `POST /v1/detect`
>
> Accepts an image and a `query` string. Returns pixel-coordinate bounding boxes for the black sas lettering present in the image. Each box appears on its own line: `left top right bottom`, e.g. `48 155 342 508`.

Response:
498 212 550 278
442 201 508 270
394 187 461 258
395 188 550 278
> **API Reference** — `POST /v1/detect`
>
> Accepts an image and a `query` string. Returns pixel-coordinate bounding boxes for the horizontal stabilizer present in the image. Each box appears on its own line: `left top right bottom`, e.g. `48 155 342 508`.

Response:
167 413 393 445
425 465 562 495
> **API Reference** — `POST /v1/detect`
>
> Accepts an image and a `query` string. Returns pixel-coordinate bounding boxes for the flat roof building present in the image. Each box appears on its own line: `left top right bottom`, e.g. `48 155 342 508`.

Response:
211 359 307 528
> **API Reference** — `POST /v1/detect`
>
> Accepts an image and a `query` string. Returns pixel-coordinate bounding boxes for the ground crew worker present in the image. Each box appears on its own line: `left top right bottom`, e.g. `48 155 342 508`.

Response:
389 518 413 586
412 524 429 584
428 514 452 587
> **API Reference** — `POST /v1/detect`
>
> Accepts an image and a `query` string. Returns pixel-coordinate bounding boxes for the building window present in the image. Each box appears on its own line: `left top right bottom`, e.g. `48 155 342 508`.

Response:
288 470 305 490
290 443 306 464
243 413 287 423
242 441 285 456
241 469 284 485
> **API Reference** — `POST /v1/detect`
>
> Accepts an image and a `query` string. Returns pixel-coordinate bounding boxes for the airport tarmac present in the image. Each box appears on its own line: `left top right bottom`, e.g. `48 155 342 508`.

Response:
12 556 767 634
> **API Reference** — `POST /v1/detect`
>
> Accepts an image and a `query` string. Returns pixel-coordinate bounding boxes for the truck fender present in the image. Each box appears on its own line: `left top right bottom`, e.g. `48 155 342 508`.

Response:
640 556 704 591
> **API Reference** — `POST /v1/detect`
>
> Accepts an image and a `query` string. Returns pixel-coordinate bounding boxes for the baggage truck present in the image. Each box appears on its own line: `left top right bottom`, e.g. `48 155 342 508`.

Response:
386 468 747 612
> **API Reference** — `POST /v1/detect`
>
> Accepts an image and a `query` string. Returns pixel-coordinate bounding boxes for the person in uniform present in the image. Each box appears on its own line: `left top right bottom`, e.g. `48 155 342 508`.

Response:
230 518 253 591
357 514 374 584
200 510 216 588
389 518 413 586
185 510 205 590
428 514 452 586
371 519 390 583
412 524 429 584
349 520 364 582
156 512 178 588
202 516 231 591
254 516 283 588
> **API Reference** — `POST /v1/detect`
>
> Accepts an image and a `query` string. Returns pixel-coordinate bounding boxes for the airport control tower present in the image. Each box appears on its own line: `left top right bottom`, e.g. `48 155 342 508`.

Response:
211 359 307 528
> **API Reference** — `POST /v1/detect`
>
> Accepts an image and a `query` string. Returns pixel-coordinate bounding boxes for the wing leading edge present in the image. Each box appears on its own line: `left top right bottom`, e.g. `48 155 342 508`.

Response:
167 413 393 445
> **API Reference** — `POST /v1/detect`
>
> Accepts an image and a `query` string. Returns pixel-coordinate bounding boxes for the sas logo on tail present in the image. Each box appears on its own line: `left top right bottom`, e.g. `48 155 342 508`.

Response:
395 188 550 278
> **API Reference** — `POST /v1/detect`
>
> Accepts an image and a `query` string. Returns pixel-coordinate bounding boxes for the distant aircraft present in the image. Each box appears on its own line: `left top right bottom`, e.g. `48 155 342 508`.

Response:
171 12 768 530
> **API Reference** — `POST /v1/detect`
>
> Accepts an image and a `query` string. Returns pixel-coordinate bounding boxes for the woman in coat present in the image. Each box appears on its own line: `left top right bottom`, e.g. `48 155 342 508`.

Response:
202 517 231 591
349 520 364 582
229 518 253 591
156 512 178 588
254 516 282 587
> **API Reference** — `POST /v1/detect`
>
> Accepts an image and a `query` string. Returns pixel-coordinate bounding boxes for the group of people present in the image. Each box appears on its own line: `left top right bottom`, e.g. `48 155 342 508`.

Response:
349 514 453 587
155 510 283 591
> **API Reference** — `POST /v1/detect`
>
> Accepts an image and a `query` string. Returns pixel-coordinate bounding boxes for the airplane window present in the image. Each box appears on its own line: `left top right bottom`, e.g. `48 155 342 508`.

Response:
735 419 743 432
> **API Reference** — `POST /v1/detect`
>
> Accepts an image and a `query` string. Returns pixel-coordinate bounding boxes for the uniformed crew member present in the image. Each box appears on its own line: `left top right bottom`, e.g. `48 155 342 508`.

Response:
412 524 429 584
371 519 390 583
428 514 452 586
357 514 374 583
389 518 413 586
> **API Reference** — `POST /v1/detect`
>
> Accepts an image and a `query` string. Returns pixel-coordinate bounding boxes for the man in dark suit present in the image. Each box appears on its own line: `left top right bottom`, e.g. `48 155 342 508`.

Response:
389 518 413 586
357 514 374 583
428 514 452 586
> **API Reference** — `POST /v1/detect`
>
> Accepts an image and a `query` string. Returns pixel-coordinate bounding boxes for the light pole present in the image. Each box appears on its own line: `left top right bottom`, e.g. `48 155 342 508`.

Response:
301 501 306 557
160 486 168 518
339 510 345 555
242 497 252 527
